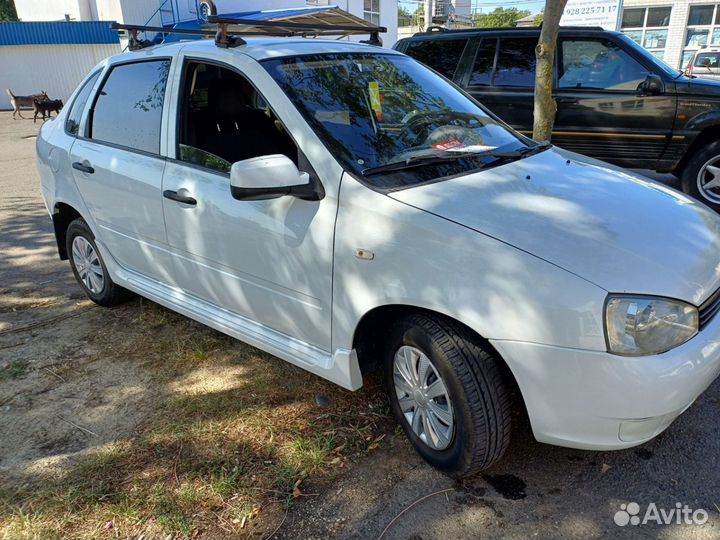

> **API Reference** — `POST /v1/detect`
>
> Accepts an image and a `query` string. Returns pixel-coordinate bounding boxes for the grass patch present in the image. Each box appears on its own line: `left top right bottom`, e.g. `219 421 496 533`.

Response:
0 300 393 539
0 359 29 382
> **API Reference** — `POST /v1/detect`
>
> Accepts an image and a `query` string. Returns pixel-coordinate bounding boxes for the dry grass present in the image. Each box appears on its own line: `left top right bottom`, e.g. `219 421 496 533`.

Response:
0 299 393 539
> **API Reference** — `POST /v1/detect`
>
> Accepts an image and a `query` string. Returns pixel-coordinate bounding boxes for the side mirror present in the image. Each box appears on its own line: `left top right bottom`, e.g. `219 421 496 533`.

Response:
638 74 664 96
230 154 322 201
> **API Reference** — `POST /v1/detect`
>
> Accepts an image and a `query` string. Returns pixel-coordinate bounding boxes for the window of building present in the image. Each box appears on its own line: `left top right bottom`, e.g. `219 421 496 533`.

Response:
404 38 468 79
363 0 380 26
621 6 671 60
90 60 171 154
683 4 720 67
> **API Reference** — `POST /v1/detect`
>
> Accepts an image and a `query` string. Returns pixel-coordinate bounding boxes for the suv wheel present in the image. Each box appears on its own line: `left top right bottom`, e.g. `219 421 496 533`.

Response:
66 218 131 307
384 314 512 477
681 140 720 211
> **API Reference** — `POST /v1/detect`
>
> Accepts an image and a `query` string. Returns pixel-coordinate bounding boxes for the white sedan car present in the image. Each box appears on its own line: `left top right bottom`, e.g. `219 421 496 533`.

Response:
36 36 720 477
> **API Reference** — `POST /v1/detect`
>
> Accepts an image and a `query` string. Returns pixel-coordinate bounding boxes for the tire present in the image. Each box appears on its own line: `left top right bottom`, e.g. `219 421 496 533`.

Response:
66 218 131 307
681 139 720 211
384 314 512 478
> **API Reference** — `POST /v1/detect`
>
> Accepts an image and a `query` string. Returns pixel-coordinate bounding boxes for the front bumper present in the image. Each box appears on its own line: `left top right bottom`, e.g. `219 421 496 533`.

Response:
490 312 720 450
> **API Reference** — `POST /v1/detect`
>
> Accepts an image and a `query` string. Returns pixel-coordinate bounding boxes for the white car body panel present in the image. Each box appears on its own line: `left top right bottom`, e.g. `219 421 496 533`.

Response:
35 38 720 451
390 147 720 305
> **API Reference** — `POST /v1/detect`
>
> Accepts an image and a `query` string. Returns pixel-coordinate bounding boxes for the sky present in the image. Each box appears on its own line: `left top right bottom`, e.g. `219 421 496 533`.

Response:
398 0 546 16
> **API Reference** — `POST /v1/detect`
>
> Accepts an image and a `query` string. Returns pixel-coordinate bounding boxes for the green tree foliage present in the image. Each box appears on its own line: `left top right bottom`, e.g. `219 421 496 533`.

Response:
473 7 531 28
0 0 18 21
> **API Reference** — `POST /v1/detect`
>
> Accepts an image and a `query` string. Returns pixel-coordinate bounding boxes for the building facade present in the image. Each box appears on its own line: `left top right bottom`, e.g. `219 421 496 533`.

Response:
621 0 720 69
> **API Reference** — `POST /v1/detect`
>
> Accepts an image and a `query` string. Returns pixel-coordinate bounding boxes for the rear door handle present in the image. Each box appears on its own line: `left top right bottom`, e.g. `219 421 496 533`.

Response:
163 189 197 206
554 96 578 104
72 161 94 174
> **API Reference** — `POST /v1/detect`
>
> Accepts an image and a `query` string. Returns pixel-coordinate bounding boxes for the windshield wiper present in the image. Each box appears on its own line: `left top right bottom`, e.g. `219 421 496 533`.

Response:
482 141 552 159
361 142 552 177
361 152 478 176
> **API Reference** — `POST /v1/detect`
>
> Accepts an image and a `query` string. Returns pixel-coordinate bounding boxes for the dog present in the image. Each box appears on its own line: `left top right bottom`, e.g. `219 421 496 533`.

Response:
6 89 49 120
33 98 63 123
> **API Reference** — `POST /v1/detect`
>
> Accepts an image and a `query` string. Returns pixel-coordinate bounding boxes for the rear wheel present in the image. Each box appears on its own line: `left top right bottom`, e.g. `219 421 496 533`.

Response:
66 218 131 307
384 314 512 478
681 139 720 211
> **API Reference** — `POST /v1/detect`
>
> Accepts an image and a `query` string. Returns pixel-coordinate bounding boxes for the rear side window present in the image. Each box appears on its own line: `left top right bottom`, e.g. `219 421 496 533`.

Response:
493 38 536 87
468 38 497 86
90 60 171 154
404 38 468 79
65 71 101 136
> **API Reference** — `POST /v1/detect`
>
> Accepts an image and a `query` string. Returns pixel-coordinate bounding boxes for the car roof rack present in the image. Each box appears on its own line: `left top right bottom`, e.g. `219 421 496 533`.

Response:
112 3 386 51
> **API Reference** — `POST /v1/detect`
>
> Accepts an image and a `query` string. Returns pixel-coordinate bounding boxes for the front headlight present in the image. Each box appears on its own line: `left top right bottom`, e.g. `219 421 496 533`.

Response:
605 295 698 356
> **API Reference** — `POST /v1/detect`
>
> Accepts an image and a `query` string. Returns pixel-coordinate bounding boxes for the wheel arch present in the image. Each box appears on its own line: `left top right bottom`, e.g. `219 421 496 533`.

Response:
673 125 720 177
351 303 527 415
52 201 86 260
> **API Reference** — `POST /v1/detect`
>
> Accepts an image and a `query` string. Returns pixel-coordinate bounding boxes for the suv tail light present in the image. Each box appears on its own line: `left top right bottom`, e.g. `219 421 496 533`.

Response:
686 60 694 76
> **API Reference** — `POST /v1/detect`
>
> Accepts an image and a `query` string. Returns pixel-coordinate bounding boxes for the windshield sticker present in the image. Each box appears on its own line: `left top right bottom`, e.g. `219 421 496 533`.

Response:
315 110 351 125
369 81 383 122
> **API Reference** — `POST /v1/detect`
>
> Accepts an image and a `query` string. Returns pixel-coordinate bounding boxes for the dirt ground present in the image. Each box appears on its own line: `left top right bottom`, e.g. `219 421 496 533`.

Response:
2 111 720 540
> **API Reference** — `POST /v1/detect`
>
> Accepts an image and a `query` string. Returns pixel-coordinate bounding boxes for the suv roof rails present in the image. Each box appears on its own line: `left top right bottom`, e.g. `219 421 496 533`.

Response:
413 24 605 37
112 2 386 51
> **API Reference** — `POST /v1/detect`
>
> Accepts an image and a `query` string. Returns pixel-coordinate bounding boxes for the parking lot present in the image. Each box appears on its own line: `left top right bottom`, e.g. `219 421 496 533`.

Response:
1 111 720 540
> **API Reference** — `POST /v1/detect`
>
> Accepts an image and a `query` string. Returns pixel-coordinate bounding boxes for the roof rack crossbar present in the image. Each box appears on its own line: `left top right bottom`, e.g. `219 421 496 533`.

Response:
207 14 386 35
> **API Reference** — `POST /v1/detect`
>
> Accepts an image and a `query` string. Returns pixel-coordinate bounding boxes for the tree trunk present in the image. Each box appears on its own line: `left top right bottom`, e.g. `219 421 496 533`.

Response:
533 0 568 142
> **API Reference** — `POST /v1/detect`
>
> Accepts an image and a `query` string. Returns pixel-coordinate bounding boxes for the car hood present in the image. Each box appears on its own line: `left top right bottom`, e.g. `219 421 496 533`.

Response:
388 148 720 305
677 75 720 96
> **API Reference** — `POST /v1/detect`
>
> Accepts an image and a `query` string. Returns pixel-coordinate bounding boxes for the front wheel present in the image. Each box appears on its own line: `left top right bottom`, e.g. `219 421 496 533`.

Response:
681 140 720 211
384 314 512 478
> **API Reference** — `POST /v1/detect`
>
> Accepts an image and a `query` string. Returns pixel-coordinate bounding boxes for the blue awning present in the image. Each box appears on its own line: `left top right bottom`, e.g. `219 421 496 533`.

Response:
0 21 119 46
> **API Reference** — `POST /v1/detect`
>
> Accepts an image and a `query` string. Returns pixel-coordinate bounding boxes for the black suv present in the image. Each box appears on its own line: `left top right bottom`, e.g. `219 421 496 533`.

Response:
395 26 720 211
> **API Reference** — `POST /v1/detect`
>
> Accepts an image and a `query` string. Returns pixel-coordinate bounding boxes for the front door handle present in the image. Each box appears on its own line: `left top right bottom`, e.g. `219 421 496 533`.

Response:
163 189 197 206
554 96 579 105
72 161 94 174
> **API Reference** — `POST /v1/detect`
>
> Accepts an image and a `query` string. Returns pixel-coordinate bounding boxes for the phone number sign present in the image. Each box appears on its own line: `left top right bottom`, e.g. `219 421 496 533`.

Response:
560 0 622 31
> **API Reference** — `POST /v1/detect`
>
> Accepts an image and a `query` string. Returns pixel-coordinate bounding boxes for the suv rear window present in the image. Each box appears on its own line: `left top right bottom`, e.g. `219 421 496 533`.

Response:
695 52 720 67
90 59 171 154
403 38 468 79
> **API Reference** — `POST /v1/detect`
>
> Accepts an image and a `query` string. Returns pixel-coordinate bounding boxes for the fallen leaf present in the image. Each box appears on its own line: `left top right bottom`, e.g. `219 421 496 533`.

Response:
601 463 611 474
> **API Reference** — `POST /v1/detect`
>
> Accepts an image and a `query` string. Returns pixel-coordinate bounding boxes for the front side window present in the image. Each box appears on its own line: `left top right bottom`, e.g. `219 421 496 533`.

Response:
90 60 171 154
493 38 536 87
176 61 297 174
263 53 527 189
403 38 468 79
65 70 101 136
559 39 649 90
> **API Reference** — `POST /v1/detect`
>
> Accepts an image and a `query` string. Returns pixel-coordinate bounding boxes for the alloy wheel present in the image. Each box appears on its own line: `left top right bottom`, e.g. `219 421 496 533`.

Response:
696 156 720 204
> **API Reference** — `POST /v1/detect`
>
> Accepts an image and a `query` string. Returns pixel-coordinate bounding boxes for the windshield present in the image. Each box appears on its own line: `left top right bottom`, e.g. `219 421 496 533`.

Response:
262 53 529 189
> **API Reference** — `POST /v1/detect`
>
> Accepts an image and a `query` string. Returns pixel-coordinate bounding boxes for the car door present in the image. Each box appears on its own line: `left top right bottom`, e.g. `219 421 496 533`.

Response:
160 50 339 352
69 58 175 284
553 36 676 168
462 36 536 132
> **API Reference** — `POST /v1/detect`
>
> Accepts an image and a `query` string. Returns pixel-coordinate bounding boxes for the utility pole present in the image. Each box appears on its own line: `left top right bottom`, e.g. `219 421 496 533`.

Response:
424 0 433 30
